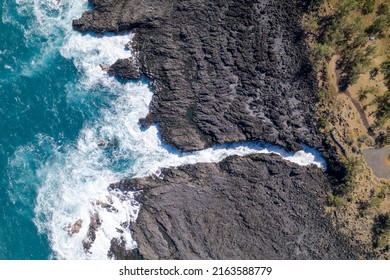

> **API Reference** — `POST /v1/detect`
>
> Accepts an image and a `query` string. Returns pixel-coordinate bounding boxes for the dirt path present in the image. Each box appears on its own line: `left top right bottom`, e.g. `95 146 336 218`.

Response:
332 57 373 136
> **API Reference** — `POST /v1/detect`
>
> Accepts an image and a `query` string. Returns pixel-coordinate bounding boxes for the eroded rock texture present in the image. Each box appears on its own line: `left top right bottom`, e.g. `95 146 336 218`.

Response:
74 0 324 153
74 0 357 260
111 154 356 260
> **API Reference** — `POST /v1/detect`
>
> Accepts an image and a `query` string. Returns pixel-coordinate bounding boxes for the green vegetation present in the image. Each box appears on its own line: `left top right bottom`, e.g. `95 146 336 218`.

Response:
362 0 376 15
377 3 390 15
318 116 329 128
329 158 363 202
303 15 318 34
373 91 390 126
382 61 390 88
318 90 326 102
370 67 379 78
305 0 390 258
307 0 389 88
365 16 389 36
320 6 376 86
375 126 390 146
327 193 345 207
370 185 388 208
306 0 389 133
346 46 375 85
372 213 390 249
310 43 334 70
358 86 379 101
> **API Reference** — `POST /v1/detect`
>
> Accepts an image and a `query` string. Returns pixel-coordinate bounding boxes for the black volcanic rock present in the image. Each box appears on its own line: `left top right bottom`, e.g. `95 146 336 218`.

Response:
74 0 324 153
72 0 165 34
112 154 356 259
73 0 357 260
108 58 140 80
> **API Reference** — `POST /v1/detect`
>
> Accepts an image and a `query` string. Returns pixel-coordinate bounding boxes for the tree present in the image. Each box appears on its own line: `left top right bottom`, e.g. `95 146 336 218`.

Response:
340 15 364 42
365 16 389 36
381 61 390 88
335 0 360 19
358 86 378 101
374 91 390 126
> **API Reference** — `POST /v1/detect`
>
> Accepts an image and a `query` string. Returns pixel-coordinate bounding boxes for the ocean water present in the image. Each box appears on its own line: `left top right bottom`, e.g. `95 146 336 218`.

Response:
0 0 326 260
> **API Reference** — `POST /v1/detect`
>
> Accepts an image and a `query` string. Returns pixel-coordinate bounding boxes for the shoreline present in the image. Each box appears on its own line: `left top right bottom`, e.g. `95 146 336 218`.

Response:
71 0 360 259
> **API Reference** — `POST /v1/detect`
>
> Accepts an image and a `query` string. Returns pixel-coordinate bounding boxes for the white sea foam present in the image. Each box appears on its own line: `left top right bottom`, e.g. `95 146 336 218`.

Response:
8 0 327 260
2 0 88 75
32 30 326 259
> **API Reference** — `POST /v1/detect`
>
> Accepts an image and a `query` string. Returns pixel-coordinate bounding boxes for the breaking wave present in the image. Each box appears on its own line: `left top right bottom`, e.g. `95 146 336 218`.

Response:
5 0 327 259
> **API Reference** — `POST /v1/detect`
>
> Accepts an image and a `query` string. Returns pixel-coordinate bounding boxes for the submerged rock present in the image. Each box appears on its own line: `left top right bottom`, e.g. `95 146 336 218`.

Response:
64 219 83 237
82 212 102 253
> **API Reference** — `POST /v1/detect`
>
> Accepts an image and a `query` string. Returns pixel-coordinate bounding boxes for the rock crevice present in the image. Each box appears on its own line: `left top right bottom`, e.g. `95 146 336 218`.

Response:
74 0 325 153
111 154 357 259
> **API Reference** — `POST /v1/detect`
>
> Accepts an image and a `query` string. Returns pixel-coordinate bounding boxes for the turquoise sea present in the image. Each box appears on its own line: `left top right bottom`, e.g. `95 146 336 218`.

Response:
0 0 327 260
0 0 148 259
0 0 82 259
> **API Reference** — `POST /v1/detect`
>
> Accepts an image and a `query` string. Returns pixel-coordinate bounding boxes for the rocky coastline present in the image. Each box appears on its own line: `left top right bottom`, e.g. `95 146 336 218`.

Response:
73 0 358 259
110 154 356 259
75 0 321 150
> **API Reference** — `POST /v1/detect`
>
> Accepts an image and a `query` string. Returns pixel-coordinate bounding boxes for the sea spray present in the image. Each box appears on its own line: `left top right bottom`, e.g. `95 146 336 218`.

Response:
2 0 88 75
4 0 327 259
33 31 326 259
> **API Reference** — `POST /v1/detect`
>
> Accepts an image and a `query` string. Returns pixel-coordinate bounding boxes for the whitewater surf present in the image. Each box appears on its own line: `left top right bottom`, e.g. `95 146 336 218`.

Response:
1 0 327 259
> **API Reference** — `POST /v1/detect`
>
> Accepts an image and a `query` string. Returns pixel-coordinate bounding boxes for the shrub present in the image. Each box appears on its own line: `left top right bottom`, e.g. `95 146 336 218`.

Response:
335 0 361 19
370 67 379 79
318 116 328 128
315 43 333 61
351 34 368 48
358 86 379 101
375 127 390 146
377 3 390 15
361 0 375 15
318 90 326 102
303 15 318 33
372 213 390 248
327 193 345 207
334 158 362 196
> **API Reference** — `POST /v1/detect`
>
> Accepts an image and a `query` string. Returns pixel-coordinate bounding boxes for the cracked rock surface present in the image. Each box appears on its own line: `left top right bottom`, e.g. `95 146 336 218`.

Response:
111 154 356 260
74 0 324 153
74 0 357 260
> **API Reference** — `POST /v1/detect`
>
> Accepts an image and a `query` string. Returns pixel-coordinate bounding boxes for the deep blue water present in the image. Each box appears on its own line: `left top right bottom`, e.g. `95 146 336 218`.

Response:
0 0 156 260
0 0 87 259
0 0 327 260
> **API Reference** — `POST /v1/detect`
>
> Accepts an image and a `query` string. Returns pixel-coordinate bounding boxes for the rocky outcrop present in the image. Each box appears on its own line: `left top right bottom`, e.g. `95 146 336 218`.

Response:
82 212 102 253
108 238 143 260
111 154 357 259
73 0 357 260
74 0 325 153
108 58 140 80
